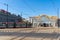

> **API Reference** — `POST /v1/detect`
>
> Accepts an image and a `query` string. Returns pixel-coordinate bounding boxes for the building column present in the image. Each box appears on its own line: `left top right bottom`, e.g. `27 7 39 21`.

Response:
53 22 56 27
48 21 50 27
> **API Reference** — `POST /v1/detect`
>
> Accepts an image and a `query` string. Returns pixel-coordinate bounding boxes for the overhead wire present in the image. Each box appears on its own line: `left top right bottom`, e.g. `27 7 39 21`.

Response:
50 0 58 17
22 0 36 12
50 0 59 18
0 1 35 18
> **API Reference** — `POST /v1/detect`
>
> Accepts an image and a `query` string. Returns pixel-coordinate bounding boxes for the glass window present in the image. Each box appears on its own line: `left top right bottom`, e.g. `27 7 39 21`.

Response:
40 16 49 23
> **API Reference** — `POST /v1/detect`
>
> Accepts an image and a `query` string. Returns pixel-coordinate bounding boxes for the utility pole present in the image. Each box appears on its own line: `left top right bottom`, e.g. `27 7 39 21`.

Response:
21 12 22 18
21 12 23 22
57 8 59 19
57 8 59 27
4 3 8 28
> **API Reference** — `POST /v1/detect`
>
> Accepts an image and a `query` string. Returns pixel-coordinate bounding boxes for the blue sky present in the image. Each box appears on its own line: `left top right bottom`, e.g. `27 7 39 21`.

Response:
0 0 60 18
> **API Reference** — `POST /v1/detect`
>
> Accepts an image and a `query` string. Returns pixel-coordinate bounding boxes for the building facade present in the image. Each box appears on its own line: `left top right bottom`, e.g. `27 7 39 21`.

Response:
29 15 58 27
0 9 22 28
0 9 22 22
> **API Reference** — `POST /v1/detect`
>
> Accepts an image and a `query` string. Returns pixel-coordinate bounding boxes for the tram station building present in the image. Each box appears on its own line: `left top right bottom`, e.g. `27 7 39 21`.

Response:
29 14 58 27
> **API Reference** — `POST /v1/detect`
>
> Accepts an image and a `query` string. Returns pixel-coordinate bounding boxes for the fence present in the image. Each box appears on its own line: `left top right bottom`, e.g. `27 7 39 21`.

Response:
0 22 32 28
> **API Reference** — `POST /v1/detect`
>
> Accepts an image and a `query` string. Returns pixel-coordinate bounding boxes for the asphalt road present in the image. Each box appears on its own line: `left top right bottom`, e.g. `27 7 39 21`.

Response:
0 31 59 40
0 27 59 40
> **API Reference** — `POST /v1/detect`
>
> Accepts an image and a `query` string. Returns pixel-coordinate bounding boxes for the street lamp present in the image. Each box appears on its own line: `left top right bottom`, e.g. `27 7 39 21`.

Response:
3 3 8 28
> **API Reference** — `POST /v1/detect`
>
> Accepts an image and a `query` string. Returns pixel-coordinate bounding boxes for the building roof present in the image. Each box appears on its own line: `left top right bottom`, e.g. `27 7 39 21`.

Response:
30 14 58 20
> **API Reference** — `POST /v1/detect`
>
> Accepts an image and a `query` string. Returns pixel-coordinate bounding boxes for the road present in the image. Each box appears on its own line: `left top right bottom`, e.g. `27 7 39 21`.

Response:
0 27 59 40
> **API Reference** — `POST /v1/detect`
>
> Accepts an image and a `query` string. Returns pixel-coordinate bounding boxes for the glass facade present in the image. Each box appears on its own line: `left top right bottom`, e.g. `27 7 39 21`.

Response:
40 16 50 23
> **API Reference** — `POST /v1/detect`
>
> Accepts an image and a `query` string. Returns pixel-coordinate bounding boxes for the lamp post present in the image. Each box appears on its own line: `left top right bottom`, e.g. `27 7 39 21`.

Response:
4 3 8 28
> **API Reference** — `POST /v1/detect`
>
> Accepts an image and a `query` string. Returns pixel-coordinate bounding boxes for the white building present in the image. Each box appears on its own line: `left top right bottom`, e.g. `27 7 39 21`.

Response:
29 15 58 27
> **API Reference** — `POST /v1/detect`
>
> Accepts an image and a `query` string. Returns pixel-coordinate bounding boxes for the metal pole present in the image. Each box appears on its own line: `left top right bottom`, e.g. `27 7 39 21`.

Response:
21 12 22 22
4 3 8 28
57 8 59 19
21 12 22 17
6 4 8 28
57 8 59 27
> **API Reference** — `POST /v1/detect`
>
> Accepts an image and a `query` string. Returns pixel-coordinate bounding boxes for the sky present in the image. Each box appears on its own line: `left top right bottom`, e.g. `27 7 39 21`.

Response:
0 0 60 18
